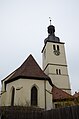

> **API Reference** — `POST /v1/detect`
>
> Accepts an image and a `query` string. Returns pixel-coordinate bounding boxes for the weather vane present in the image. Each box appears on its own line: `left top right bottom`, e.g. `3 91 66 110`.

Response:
49 17 52 25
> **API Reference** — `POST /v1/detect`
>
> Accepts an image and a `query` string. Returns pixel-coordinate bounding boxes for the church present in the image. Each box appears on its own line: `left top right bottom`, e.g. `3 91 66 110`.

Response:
1 23 74 110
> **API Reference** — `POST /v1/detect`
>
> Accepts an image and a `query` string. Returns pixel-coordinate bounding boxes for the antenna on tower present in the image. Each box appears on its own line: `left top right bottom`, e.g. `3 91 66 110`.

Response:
49 17 52 25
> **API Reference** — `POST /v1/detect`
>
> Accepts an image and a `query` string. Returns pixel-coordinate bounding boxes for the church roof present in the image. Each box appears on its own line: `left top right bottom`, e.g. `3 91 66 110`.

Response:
52 86 74 102
5 54 53 85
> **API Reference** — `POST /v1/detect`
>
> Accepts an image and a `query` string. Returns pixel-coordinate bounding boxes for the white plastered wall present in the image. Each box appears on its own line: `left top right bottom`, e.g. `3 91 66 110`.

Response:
2 78 46 108
42 42 71 94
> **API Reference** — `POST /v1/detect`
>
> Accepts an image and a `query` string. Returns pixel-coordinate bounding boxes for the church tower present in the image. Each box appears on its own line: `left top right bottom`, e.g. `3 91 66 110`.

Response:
42 23 71 94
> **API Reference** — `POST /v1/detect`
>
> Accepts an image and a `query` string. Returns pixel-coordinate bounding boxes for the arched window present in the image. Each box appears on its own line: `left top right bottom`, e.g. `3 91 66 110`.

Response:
11 87 15 106
57 45 60 51
31 86 37 106
53 45 56 51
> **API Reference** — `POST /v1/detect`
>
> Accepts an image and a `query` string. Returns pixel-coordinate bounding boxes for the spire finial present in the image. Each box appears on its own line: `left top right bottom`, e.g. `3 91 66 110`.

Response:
48 18 55 35
49 17 52 25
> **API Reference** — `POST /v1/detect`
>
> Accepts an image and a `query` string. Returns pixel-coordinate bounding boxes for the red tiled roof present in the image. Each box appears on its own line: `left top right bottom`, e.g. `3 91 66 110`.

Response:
52 86 74 101
5 54 53 85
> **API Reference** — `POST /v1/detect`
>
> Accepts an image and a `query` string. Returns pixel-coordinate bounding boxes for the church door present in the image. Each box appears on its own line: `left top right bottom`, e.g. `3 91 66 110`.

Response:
31 86 37 106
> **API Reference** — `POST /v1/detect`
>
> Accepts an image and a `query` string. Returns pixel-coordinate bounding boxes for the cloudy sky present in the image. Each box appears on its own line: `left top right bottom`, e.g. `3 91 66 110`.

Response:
0 0 79 94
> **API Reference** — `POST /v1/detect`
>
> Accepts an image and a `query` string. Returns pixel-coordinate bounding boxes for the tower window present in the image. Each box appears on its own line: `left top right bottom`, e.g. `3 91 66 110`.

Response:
59 69 61 75
56 69 61 75
57 45 59 51
31 86 37 106
53 45 60 51
56 69 58 74
53 45 56 51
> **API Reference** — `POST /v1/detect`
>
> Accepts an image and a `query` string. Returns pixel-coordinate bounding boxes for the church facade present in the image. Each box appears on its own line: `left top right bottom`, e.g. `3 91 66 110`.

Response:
1 24 73 110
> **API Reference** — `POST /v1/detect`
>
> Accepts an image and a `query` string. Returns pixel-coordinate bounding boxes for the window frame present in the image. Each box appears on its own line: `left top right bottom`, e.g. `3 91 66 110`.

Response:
31 86 38 106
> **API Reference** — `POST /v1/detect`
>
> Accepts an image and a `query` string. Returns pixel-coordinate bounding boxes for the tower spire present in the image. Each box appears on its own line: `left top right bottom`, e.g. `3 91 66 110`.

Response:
44 19 60 44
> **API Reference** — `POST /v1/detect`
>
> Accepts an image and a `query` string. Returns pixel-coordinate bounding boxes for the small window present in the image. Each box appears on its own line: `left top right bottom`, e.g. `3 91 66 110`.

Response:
53 45 56 51
56 69 58 74
57 45 59 51
56 69 61 75
59 69 61 75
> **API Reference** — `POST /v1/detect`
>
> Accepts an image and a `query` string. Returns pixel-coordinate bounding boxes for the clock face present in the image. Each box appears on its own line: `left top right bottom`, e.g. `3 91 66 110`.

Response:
53 50 60 56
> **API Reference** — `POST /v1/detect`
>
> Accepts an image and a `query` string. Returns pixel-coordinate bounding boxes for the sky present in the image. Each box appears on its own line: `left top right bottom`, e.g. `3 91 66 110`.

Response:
0 0 79 94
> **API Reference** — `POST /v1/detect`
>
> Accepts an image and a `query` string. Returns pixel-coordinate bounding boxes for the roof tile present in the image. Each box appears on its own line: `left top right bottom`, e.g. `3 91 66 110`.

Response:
52 86 74 101
5 54 52 84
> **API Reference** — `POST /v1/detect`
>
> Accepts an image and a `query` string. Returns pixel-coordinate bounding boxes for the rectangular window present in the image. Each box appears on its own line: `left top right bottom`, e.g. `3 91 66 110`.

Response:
59 69 61 75
53 45 56 51
56 69 61 75
56 69 58 74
